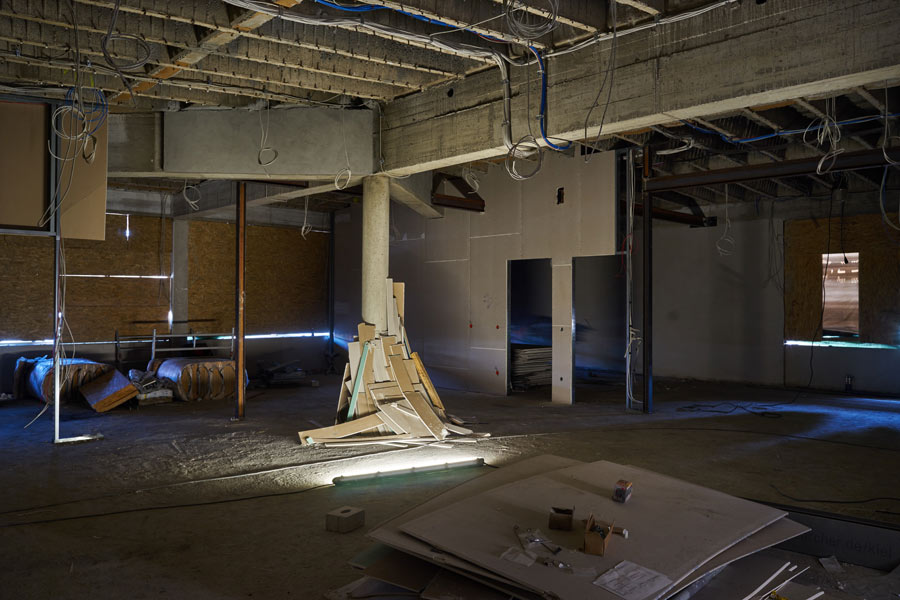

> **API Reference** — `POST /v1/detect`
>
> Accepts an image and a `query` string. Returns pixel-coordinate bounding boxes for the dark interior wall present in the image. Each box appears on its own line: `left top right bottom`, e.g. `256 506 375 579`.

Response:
574 255 626 377
187 221 329 334
509 259 552 346
332 204 362 362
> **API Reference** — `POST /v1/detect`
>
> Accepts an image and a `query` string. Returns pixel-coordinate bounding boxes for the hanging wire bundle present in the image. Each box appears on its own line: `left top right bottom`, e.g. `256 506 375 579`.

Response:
503 0 560 41
100 0 152 104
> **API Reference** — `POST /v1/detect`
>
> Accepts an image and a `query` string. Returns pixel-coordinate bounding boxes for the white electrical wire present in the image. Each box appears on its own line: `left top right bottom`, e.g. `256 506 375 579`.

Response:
716 184 735 257
335 106 352 190
462 167 480 193
181 181 201 211
257 101 279 170
301 198 314 239
803 96 844 175
880 167 900 232
882 85 900 167
504 0 560 41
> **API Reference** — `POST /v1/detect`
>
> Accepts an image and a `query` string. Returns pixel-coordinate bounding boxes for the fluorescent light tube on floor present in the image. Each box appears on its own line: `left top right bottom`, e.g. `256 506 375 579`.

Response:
332 457 485 485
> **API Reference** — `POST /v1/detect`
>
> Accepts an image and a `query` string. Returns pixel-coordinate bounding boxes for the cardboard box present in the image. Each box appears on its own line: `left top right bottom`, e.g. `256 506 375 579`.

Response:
548 506 574 531
584 514 614 556
613 480 633 503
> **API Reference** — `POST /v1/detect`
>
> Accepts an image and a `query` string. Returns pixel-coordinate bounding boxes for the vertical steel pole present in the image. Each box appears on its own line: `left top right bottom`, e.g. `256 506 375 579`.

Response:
52 204 61 443
234 182 246 421
642 148 653 414
625 149 635 410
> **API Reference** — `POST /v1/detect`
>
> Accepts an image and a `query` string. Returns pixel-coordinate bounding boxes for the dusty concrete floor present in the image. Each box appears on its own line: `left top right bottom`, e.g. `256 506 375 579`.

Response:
0 378 898 599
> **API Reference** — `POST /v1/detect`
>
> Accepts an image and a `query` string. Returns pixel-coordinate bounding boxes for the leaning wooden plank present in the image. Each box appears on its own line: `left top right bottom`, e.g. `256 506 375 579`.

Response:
388 298 402 338
402 390 446 439
358 322 376 344
389 354 415 394
393 281 405 322
357 341 378 417
412 352 446 415
379 402 432 438
369 382 404 401
348 341 361 387
374 401 408 435
298 412 384 445
335 363 351 423
315 434 423 444
370 340 391 382
399 325 411 358
445 423 474 436
80 370 138 413
404 360 420 385
346 341 371 420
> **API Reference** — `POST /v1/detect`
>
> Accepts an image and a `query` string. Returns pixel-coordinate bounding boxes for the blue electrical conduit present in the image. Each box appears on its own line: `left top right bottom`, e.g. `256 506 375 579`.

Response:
529 46 572 152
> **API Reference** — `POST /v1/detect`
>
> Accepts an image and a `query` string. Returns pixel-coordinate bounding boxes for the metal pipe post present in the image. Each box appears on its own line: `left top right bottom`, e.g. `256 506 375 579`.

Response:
52 204 61 443
234 182 247 421
642 148 653 414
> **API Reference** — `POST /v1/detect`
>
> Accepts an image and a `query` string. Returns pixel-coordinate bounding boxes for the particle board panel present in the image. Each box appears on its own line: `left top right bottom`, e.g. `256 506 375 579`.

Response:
64 215 172 275
0 234 54 339
59 117 108 241
0 101 48 228
468 235 516 350
399 461 786 600
784 213 900 344
187 221 328 334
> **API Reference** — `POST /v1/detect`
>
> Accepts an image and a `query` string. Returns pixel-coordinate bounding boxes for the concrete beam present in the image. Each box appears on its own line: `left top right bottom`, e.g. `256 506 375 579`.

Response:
381 0 900 174
107 107 375 180
170 181 363 219
389 172 443 219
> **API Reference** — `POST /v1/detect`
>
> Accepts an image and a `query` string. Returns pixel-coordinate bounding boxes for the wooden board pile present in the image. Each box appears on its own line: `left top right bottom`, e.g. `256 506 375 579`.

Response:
328 455 817 600
511 346 552 389
299 280 487 448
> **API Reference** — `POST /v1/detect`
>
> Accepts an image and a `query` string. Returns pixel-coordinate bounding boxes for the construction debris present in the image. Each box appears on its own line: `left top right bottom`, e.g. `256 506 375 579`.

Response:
511 346 552 390
332 455 812 600
298 280 488 448
79 369 138 413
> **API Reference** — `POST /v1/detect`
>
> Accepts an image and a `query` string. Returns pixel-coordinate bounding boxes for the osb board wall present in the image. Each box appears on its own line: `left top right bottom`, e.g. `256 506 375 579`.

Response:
0 235 54 339
784 213 900 344
0 101 48 228
188 221 328 334
62 214 172 341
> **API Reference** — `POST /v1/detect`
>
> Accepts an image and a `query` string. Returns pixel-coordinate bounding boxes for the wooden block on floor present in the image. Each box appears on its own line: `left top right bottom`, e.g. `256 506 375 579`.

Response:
80 370 138 413
326 506 365 533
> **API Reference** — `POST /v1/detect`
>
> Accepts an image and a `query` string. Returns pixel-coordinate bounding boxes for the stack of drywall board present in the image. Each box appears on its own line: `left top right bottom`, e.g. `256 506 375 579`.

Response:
330 455 812 600
299 280 487 448
511 346 552 389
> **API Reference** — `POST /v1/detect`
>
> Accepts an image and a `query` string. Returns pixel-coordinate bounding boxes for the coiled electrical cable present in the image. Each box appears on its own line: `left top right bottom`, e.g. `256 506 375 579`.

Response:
504 0 559 41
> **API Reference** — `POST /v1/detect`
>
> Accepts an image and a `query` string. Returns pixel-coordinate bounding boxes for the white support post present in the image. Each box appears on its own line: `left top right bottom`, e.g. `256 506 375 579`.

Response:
551 258 574 405
362 175 390 332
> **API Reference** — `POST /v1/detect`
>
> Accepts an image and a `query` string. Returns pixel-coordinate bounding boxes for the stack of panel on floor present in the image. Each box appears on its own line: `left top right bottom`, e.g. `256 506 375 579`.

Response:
327 455 818 600
299 280 488 449
511 346 552 389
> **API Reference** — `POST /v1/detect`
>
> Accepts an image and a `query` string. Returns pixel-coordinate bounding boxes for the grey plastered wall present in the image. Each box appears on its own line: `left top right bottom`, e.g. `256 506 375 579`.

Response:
338 151 617 396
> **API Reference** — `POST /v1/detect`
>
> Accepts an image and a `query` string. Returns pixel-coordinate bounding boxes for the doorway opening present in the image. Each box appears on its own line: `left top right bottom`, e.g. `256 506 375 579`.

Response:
508 258 552 396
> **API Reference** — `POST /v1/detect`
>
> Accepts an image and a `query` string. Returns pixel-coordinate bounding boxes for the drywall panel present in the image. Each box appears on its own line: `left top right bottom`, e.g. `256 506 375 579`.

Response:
421 259 469 385
637 218 784 386
579 151 617 257
785 345 900 394
60 118 108 241
469 175 522 238
521 155 581 260
467 346 507 395
0 101 47 228
425 207 469 262
469 235 517 350
552 261 574 404
164 108 374 178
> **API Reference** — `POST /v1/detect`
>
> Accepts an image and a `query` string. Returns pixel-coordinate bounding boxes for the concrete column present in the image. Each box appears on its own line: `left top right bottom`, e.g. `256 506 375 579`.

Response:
362 175 390 332
551 258 574 405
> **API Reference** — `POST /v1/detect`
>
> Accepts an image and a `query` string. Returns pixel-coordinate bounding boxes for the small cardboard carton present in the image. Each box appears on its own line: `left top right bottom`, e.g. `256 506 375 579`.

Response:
548 506 574 531
584 514 614 556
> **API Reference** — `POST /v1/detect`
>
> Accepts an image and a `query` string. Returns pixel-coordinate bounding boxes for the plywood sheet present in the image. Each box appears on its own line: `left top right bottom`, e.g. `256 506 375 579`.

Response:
80 369 139 412
399 461 786 600
0 234 54 339
0 101 48 228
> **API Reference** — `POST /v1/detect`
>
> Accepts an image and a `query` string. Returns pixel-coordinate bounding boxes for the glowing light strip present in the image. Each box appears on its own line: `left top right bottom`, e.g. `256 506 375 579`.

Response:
62 274 170 279
2 332 330 347
784 340 899 350
332 457 485 485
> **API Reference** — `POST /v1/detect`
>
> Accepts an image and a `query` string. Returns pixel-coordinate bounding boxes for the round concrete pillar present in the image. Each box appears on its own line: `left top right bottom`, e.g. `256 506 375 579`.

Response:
362 175 390 332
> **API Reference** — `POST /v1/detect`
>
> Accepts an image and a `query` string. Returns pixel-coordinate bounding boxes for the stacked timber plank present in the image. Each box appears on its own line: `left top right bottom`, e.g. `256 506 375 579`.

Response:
299 280 487 448
511 346 552 389
329 456 814 600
